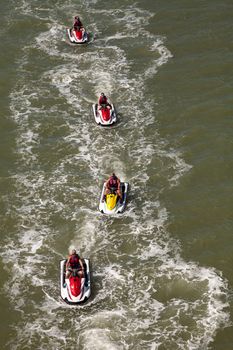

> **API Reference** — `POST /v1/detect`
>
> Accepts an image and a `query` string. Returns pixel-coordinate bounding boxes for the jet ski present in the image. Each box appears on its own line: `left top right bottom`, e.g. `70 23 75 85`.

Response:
99 182 129 214
92 103 117 126
67 27 94 44
60 258 91 304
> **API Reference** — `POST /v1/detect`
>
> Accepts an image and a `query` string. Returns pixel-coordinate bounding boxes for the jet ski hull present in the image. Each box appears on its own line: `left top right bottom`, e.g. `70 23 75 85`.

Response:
60 258 91 304
99 182 129 214
92 104 117 126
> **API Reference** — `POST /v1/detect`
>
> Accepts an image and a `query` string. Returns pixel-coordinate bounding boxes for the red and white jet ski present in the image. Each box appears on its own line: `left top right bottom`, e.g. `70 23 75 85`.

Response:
67 27 93 44
60 258 91 304
92 103 117 126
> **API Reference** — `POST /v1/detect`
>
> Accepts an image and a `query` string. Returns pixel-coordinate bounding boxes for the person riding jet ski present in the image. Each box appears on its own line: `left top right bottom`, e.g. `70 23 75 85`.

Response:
98 93 112 110
104 173 122 201
73 16 84 30
72 16 85 40
66 249 84 279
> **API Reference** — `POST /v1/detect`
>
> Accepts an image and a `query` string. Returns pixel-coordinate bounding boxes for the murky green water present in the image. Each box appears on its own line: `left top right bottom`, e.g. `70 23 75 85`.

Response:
0 1 232 349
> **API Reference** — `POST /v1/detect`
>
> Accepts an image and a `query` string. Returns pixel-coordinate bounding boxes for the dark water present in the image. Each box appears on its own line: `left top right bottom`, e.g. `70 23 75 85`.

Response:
0 0 232 349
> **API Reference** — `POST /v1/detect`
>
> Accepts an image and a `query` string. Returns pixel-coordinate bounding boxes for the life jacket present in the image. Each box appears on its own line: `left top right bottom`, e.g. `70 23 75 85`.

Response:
108 176 118 189
74 18 83 28
69 254 80 269
99 96 107 105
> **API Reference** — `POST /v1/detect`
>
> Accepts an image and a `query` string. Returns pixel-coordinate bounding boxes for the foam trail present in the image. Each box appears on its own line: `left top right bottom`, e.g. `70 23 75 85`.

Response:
0 2 230 350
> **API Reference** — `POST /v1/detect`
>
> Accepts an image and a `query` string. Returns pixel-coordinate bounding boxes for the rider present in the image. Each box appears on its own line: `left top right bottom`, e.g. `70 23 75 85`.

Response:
98 93 112 109
66 249 84 279
104 173 122 201
73 16 84 30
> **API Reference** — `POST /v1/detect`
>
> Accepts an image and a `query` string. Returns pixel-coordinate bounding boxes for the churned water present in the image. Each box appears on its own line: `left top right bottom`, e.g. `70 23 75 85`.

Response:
0 0 232 349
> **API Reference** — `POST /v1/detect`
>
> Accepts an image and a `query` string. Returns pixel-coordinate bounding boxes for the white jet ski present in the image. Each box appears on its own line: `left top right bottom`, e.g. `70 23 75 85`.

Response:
60 258 91 304
92 103 117 126
99 182 129 214
67 28 94 44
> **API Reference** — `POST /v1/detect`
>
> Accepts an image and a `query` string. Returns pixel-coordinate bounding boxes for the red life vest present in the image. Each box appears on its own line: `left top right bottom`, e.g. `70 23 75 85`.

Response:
99 96 107 105
109 176 118 188
69 254 80 269
74 17 83 28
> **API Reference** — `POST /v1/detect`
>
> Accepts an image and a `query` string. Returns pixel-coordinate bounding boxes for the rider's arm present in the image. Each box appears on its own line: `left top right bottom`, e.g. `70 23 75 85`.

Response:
106 179 110 189
79 258 84 271
66 256 71 269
